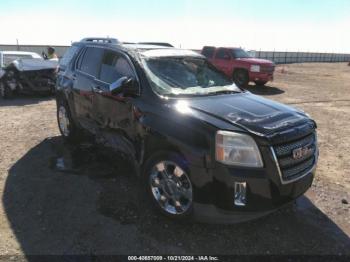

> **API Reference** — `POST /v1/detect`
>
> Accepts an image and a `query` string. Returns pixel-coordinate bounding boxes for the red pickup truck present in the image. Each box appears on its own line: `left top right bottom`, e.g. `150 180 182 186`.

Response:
201 46 275 87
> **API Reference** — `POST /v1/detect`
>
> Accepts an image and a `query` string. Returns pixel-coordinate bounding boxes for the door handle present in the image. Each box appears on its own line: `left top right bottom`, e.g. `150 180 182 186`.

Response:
92 86 103 94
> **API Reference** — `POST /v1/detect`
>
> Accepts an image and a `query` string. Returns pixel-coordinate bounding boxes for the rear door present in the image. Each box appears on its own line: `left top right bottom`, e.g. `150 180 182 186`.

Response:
213 48 232 76
73 46 104 131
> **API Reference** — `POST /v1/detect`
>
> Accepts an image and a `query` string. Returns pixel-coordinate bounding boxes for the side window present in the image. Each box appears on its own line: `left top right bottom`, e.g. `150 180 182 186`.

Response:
202 47 215 59
215 49 231 60
79 47 104 77
99 50 134 83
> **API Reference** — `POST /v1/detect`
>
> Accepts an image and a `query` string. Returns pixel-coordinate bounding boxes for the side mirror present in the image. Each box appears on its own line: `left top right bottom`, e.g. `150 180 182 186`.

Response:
109 76 140 97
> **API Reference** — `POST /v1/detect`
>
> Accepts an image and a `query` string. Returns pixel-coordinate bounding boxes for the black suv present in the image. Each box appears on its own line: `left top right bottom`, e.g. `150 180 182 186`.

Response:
56 37 318 223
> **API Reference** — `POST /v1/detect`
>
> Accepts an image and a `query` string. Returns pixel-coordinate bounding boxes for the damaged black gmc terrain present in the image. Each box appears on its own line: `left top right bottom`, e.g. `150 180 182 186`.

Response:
56 38 318 223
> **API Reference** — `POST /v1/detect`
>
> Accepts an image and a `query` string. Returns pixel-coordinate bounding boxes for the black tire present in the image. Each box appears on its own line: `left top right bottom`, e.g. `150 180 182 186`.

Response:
254 81 267 86
0 83 13 99
142 151 194 220
56 98 81 142
233 69 249 88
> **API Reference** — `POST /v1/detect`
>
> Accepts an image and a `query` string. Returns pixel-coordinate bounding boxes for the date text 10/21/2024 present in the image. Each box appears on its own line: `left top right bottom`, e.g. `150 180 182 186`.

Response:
127 256 219 261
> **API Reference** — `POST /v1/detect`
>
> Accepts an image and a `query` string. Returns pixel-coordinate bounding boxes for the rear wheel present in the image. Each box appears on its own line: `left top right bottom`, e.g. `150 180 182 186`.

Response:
254 81 267 86
57 98 81 141
233 69 249 88
143 151 193 220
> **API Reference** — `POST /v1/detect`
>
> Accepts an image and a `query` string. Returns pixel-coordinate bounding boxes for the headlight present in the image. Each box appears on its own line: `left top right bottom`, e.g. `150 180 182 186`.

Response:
215 131 263 167
250 65 260 72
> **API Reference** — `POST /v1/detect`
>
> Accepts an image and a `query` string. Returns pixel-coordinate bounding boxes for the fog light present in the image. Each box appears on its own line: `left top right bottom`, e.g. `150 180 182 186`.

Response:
234 182 247 206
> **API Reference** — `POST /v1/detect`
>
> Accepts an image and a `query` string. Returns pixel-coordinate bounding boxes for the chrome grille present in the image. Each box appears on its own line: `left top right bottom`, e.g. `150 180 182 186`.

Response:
274 134 314 157
272 132 317 183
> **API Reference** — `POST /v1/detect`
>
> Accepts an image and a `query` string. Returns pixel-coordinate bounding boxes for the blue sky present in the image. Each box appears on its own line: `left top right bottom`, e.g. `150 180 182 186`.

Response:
1 0 349 52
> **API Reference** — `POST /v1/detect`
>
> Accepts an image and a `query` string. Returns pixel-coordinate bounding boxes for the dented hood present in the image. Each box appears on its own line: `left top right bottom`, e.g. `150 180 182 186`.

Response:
9 59 58 72
187 92 312 137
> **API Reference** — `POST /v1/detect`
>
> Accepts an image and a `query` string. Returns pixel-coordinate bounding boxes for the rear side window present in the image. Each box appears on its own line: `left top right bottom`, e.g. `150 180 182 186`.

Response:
99 50 134 83
202 47 215 59
59 46 79 68
215 49 231 60
79 47 104 77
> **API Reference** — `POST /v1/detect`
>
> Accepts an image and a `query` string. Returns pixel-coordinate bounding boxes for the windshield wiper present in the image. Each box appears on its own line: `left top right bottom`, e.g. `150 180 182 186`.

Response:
165 93 206 97
164 90 240 98
206 90 241 96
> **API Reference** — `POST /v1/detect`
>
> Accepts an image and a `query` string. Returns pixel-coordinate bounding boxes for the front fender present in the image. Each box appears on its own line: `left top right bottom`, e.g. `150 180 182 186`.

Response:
139 109 212 168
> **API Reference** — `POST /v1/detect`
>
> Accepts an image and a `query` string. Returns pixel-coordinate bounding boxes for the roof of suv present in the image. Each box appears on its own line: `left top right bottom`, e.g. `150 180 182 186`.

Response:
74 40 203 59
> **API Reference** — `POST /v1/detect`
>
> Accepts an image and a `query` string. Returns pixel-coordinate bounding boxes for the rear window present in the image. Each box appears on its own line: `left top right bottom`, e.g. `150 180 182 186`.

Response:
202 47 215 59
79 47 104 77
59 46 80 68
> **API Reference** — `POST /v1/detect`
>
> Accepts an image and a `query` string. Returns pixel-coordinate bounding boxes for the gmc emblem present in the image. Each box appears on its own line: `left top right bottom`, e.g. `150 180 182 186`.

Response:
292 145 312 160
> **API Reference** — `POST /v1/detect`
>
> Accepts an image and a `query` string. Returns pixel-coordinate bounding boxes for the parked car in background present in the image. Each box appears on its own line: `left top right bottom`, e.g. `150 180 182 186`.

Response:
0 51 58 98
56 38 318 223
0 51 44 67
201 46 275 87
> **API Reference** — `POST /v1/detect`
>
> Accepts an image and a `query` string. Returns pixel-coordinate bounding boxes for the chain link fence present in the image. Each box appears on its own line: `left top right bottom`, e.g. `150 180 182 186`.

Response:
250 50 350 64
1 44 350 64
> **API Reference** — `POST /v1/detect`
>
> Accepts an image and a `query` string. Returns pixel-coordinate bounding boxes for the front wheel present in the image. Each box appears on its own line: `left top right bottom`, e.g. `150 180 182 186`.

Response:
254 81 267 86
143 151 194 220
233 69 249 88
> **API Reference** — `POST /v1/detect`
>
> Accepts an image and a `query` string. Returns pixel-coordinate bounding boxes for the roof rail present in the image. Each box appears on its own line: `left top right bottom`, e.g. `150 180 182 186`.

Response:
80 37 119 44
138 42 174 47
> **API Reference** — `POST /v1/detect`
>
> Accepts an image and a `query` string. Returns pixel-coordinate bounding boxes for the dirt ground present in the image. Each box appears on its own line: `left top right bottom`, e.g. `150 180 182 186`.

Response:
0 63 349 257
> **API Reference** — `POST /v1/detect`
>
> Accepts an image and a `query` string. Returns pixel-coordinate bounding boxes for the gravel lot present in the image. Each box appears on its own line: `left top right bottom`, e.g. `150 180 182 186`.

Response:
0 63 349 257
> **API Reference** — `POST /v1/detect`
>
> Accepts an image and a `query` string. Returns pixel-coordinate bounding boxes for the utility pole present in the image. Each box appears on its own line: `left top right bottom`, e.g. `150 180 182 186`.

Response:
16 39 19 51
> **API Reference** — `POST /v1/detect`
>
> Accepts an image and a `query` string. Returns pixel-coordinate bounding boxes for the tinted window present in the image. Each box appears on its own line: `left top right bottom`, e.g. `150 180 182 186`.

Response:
99 50 134 83
215 49 230 60
231 48 251 58
79 47 104 77
202 47 215 58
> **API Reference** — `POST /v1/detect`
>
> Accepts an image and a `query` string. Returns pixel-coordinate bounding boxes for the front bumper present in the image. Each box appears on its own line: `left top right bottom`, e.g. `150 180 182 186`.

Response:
249 71 274 82
189 148 316 223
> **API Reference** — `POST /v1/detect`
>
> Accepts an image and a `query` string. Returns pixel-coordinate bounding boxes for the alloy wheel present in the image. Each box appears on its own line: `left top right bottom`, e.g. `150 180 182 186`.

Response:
149 161 193 215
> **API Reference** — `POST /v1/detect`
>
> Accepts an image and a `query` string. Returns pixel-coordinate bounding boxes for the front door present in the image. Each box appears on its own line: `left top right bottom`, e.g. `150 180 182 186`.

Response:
91 49 138 157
